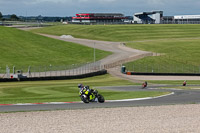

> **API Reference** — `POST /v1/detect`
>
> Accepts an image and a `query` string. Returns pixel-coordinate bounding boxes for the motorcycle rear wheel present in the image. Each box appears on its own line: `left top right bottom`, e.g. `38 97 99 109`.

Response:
81 95 89 103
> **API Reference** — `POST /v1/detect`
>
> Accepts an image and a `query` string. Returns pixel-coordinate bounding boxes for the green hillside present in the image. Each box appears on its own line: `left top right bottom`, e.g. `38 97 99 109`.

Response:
31 24 200 42
0 26 111 68
32 24 200 73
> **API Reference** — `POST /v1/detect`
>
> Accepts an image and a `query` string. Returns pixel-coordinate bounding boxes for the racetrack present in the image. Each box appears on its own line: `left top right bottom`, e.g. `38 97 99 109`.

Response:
1 85 200 112
1 28 199 113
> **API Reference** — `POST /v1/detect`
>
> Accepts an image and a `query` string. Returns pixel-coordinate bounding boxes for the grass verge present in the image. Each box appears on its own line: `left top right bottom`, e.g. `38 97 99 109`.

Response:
0 26 111 68
125 38 200 73
31 24 200 42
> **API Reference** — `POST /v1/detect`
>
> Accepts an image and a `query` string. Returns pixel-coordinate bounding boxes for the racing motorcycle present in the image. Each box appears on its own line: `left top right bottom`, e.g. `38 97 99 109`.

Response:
79 89 105 103
142 81 148 89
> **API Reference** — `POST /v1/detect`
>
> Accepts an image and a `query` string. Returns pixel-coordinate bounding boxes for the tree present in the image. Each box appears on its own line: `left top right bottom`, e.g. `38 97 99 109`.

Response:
10 14 19 21
0 12 2 20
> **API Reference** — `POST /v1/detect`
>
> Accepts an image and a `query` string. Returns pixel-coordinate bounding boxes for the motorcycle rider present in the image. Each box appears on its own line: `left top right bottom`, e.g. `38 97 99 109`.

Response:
145 81 148 87
142 81 148 88
78 84 95 101
78 84 86 96
85 86 95 101
183 80 187 86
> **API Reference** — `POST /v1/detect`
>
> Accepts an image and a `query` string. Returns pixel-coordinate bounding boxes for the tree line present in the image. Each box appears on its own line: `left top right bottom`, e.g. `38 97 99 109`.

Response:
0 11 19 21
0 12 2 20
0 11 71 22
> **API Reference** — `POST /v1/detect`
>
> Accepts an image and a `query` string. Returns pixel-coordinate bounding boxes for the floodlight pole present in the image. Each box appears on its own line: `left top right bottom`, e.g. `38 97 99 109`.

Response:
26 10 27 26
94 42 96 63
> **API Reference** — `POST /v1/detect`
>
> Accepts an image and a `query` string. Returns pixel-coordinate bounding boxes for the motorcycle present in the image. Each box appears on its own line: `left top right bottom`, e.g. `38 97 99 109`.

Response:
142 81 148 89
79 89 105 103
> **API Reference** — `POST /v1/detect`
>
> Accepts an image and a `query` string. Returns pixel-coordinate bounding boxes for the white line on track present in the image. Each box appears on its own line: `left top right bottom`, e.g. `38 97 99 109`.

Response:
106 92 174 102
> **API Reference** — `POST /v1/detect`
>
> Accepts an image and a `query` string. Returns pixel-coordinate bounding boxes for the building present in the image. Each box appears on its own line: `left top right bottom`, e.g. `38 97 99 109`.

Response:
134 11 163 24
162 16 174 24
72 13 126 24
162 15 200 24
174 15 200 24
71 11 200 25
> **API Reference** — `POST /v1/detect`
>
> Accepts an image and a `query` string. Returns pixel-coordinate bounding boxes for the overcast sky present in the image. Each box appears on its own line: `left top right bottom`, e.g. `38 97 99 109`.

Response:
0 0 200 16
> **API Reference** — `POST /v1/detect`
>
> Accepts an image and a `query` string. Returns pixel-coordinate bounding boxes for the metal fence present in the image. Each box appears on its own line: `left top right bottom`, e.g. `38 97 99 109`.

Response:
0 52 153 79
0 51 155 79
0 62 103 78
125 63 200 74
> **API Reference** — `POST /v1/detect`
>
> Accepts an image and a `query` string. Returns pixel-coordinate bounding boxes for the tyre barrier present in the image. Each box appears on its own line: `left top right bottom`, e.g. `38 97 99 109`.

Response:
0 69 107 82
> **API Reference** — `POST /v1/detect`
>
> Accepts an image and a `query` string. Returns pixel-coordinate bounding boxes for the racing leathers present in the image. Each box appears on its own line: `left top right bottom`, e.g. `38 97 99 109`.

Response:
79 87 95 101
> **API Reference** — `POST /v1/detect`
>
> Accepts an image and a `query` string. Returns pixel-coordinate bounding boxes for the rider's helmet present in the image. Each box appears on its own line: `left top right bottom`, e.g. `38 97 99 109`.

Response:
85 86 89 90
78 84 83 88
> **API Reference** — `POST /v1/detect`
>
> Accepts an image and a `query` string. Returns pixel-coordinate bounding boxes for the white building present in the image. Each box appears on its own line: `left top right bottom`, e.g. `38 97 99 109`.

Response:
174 15 200 24
174 15 200 20
134 11 163 24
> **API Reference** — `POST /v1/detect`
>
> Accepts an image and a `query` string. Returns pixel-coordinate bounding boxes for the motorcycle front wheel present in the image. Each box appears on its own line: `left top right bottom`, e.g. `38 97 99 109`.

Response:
97 94 105 103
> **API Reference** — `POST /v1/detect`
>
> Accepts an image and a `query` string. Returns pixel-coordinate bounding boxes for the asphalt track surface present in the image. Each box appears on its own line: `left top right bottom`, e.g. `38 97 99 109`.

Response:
1 85 200 112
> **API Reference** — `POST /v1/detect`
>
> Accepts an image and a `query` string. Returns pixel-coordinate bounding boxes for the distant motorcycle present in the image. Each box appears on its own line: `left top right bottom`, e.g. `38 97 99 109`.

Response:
142 81 148 89
183 80 187 86
79 89 105 103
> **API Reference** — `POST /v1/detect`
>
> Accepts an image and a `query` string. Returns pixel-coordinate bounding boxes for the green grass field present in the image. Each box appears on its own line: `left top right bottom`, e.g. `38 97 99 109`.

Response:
0 74 169 104
0 26 111 68
31 24 200 41
32 24 200 73
125 38 200 73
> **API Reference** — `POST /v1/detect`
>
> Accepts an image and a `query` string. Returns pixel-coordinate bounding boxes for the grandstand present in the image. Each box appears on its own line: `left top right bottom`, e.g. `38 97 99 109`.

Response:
134 11 163 24
71 11 200 24
72 13 126 24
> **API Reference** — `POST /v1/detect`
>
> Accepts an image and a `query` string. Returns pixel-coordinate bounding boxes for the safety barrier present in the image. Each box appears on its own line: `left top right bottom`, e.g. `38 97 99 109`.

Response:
0 69 107 82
